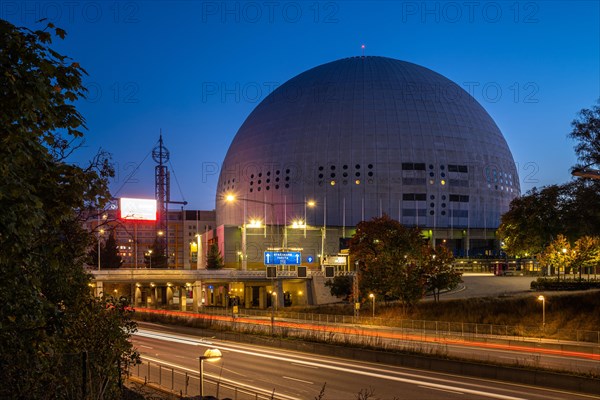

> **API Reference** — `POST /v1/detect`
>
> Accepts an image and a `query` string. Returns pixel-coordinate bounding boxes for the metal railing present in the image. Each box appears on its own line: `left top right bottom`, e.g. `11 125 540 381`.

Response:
128 357 287 399
195 307 600 345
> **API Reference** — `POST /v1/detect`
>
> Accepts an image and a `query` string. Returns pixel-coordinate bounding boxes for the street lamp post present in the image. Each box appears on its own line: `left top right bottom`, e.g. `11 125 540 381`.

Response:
147 250 153 269
199 348 222 398
369 293 375 318
537 295 545 330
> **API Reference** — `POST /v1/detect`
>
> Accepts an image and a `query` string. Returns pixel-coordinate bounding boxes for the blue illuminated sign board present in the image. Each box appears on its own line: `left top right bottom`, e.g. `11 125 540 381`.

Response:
264 251 301 265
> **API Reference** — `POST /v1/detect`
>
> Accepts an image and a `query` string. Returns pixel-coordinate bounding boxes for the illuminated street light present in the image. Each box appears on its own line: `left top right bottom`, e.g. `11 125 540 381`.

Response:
537 295 545 330
199 348 222 398
147 249 153 269
369 293 375 318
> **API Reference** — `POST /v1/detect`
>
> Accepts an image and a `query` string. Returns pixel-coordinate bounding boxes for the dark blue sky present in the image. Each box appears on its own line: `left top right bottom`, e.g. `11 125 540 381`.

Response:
4 1 599 210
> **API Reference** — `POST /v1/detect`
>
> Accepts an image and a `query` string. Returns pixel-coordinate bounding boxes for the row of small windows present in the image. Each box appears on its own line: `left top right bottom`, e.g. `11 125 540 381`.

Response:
401 209 469 217
449 194 470 202
318 164 374 171
402 163 469 173
448 165 468 173
403 193 468 203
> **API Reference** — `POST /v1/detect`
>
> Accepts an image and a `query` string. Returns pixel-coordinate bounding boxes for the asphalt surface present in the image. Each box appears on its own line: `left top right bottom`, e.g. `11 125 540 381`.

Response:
132 323 600 400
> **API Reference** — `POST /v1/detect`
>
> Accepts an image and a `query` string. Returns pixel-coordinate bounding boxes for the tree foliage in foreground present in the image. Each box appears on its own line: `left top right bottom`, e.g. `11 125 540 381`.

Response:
349 215 461 311
0 19 138 398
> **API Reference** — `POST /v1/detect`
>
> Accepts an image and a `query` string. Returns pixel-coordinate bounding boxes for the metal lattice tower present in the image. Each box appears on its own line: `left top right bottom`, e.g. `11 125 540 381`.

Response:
152 134 170 265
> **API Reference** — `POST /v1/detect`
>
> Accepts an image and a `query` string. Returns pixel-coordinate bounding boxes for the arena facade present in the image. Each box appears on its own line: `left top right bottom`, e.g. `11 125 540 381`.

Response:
211 56 519 269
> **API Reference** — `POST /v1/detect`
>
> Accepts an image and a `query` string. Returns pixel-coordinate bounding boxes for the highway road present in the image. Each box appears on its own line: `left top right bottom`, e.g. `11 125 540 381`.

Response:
132 323 600 400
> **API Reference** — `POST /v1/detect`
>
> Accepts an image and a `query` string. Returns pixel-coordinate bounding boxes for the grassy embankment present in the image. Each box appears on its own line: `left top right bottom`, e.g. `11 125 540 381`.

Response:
302 290 600 335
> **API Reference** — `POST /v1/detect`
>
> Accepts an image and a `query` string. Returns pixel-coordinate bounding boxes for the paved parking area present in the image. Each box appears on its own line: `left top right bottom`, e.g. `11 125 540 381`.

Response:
440 274 537 299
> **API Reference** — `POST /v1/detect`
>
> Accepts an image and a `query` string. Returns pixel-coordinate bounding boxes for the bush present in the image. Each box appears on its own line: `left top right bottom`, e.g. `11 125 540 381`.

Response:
530 278 600 291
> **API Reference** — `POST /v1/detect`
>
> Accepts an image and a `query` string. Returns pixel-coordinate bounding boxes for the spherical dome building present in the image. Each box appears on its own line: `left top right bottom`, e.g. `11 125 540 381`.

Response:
216 56 519 245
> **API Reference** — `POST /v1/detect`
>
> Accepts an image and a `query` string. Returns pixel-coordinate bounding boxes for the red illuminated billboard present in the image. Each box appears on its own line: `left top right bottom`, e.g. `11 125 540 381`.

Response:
119 198 157 221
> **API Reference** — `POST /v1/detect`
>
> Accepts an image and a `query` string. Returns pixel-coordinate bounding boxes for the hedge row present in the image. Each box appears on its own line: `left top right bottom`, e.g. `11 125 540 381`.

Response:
531 278 600 291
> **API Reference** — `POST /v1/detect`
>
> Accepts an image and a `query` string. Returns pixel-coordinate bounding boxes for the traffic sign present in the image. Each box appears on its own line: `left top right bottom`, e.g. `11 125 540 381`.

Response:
264 251 301 265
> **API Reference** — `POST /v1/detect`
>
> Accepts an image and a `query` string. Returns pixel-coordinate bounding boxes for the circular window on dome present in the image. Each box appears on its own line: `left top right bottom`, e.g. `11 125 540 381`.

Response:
250 174 255 179
330 180 336 186
368 164 373 169
430 202 434 208
430 195 435 200
441 211 446 216
318 166 324 171
286 169 290 174
250 181 254 185
355 179 361 185
343 172 348 177
275 184 280 189
330 165 336 170
367 179 373 184
368 172 373 177
257 187 261 192
442 195 446 200
266 186 270 190
343 165 348 170
266 178 270 183
355 172 360 177
429 210 434 216
258 180 262 184
285 176 290 181
429 172 434 177
276 177 280 182
249 188 253 193
285 183 290 188
276 170 280 175
441 173 446 178
318 174 324 179
355 164 361 169
429 164 434 170
330 173 336 178
440 165 445 170
441 203 446 208
258 173 262 178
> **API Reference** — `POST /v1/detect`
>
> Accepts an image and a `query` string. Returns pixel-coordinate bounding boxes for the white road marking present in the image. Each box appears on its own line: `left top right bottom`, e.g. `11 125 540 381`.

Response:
139 345 153 349
282 376 314 385
419 385 464 395
290 362 319 369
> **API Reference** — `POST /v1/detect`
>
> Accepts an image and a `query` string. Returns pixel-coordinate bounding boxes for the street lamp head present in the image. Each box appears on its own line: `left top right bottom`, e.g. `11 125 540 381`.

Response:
561 248 567 254
537 295 545 301
307 200 316 207
201 348 222 361
369 293 374 299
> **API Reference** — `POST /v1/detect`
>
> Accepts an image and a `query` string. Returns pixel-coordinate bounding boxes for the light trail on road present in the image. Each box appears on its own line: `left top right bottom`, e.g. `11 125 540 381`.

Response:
133 326 600 400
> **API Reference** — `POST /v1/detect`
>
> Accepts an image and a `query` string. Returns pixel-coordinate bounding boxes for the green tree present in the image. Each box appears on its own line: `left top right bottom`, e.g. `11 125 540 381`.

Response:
349 215 426 312
538 235 573 278
571 236 600 280
422 246 462 302
206 243 224 269
90 229 123 269
498 185 568 257
145 237 168 268
0 19 137 397
570 101 600 168
325 275 353 301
